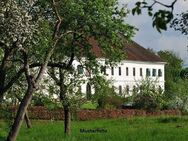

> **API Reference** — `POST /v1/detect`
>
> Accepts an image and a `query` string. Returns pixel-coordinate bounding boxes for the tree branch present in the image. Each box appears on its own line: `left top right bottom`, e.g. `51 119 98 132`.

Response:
147 0 178 12
47 68 60 85
29 62 66 68
3 68 25 93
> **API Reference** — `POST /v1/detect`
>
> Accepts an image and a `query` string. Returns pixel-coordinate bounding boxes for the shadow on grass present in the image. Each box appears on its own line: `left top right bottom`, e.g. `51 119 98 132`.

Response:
157 116 188 123
158 117 179 123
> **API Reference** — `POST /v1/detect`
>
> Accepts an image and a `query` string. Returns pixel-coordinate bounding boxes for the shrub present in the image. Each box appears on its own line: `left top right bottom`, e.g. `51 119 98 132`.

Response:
80 101 98 110
132 78 165 112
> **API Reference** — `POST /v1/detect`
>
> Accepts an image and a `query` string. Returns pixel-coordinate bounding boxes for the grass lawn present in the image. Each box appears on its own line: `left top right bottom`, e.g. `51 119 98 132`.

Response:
1 116 188 141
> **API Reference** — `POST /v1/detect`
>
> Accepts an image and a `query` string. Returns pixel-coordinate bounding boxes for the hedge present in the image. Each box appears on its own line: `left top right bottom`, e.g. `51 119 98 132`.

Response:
0 106 181 121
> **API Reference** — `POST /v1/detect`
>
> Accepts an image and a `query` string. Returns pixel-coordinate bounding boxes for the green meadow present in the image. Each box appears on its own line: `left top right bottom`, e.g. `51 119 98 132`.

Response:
1 116 188 141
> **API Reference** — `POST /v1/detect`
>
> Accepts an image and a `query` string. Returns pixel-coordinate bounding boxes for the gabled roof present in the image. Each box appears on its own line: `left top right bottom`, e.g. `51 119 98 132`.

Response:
89 38 164 62
124 40 164 62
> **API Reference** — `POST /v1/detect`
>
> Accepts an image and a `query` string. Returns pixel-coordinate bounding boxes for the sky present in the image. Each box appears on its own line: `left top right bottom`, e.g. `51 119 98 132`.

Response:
120 0 188 66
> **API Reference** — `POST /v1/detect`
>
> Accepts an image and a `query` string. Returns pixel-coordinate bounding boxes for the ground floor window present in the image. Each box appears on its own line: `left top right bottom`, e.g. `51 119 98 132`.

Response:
86 83 92 100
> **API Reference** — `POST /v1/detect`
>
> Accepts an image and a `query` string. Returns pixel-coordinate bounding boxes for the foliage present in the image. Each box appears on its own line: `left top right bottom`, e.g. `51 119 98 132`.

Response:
157 51 188 113
90 76 123 109
164 79 188 114
132 0 178 33
171 12 188 35
132 78 164 112
80 101 98 110
158 50 183 89
180 67 188 79
0 0 38 48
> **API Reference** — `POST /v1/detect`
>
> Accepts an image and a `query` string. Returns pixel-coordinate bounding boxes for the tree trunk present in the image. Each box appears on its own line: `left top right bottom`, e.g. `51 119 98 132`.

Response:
6 84 34 141
24 111 31 128
0 91 4 104
14 94 32 129
59 68 71 135
64 105 71 135
0 73 5 104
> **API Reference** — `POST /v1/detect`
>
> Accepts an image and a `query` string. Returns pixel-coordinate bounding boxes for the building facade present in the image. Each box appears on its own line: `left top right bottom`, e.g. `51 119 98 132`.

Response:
73 40 166 97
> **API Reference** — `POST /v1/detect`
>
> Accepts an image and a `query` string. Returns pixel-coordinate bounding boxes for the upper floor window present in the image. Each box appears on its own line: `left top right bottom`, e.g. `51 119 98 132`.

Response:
119 67 121 76
146 68 150 76
140 68 143 76
111 67 114 76
133 67 136 76
77 65 83 74
158 69 162 77
126 67 129 76
152 69 156 77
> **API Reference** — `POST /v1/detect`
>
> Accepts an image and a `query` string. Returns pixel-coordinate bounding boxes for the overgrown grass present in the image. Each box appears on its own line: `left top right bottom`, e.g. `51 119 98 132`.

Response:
1 116 188 141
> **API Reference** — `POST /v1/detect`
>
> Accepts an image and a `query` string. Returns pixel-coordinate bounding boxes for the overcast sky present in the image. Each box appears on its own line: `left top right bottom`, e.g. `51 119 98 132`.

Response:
120 0 188 66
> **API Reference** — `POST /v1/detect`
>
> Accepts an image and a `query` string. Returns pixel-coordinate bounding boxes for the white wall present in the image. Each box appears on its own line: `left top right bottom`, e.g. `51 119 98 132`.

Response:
74 59 165 96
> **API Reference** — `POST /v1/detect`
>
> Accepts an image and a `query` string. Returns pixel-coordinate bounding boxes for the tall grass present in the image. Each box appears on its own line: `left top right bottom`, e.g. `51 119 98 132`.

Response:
1 116 188 141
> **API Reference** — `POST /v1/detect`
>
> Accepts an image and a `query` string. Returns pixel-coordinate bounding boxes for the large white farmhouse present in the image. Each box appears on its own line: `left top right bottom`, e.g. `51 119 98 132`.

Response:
72 40 165 98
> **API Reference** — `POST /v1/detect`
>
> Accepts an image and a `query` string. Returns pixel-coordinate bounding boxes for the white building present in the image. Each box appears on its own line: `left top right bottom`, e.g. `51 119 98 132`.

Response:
73 40 165 98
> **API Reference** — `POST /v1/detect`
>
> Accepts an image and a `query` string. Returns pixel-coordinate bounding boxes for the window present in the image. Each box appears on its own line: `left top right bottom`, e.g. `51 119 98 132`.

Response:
133 67 136 76
86 83 92 100
158 69 162 77
126 85 129 95
152 69 156 76
119 67 121 76
133 85 137 94
77 65 83 74
119 85 122 95
111 67 114 75
101 66 106 75
146 68 150 76
140 68 142 76
126 67 129 76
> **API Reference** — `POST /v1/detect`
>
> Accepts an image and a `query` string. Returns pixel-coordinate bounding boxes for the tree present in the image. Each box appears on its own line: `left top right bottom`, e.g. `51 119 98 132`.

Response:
0 0 38 103
157 50 188 112
45 0 135 135
180 67 188 79
158 50 183 91
5 0 135 140
6 0 61 140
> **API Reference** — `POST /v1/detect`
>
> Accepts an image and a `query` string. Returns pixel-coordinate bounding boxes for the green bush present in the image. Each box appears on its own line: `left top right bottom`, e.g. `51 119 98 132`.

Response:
80 101 98 110
132 78 164 112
